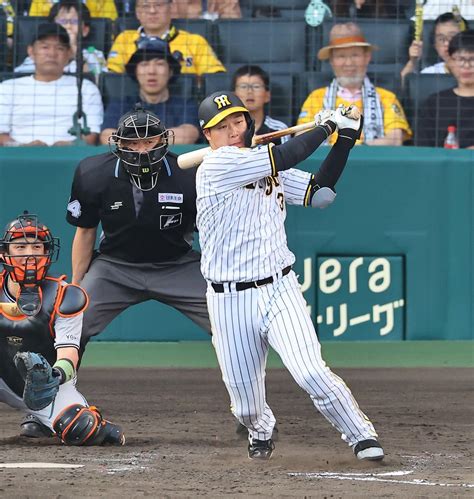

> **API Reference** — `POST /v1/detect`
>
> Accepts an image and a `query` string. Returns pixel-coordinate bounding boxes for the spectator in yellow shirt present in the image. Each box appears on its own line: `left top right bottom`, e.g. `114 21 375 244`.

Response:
297 22 411 146
107 0 225 76
29 0 117 19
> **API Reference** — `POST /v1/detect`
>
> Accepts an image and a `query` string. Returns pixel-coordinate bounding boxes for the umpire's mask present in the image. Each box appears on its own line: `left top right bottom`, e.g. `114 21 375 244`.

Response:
109 104 175 191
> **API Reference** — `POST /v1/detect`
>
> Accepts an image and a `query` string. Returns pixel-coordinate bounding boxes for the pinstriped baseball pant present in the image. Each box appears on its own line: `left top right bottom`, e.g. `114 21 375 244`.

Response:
207 271 379 445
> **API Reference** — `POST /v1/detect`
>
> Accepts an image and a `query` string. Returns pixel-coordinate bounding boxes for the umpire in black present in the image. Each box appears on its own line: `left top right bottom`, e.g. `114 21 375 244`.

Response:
66 104 211 351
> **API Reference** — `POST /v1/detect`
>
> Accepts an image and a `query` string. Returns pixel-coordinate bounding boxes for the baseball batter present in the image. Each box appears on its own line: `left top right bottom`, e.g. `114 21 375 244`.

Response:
195 91 384 461
0 213 124 446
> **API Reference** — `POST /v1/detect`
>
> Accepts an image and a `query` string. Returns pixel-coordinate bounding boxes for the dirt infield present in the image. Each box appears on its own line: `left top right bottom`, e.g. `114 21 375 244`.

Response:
1 367 473 497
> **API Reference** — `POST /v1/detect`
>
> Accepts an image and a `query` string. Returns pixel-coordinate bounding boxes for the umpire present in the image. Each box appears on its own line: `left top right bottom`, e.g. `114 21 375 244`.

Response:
66 104 211 351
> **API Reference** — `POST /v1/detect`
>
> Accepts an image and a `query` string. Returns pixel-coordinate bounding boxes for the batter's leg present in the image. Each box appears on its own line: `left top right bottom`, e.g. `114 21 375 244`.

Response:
264 273 379 447
207 286 276 441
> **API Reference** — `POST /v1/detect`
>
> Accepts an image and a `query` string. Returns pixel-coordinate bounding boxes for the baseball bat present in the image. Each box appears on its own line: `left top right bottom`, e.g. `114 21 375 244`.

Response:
177 122 316 170
177 105 361 170
0 302 22 317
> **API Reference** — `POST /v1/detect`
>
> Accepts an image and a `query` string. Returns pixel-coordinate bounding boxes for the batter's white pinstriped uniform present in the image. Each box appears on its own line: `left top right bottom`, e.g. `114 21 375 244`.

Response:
196 144 379 446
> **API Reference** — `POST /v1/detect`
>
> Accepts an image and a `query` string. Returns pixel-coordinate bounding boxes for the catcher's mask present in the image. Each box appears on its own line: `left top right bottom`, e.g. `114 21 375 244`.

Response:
0 212 60 286
109 104 174 191
198 91 255 147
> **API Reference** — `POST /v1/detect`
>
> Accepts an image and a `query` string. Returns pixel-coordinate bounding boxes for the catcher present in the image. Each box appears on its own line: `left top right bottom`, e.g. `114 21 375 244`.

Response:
0 212 124 446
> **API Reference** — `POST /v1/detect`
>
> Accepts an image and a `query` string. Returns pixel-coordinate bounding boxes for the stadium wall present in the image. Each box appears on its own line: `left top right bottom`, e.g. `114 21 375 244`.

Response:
1 145 472 341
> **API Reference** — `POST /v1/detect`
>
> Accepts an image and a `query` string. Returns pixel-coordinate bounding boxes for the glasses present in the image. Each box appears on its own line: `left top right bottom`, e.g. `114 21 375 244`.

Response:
435 35 453 45
235 83 266 92
136 1 170 11
451 55 474 68
56 18 79 26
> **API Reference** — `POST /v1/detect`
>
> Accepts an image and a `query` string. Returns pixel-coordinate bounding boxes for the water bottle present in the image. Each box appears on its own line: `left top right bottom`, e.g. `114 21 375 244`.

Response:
444 125 459 149
86 46 106 84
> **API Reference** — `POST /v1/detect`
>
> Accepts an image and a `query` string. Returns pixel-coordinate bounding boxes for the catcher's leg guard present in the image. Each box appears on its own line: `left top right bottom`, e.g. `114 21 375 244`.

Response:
53 404 125 446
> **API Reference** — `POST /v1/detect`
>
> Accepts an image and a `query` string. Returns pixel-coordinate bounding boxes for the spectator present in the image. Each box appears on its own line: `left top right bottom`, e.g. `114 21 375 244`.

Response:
107 0 225 75
420 0 474 20
170 0 241 19
401 12 469 82
297 22 411 146
328 0 400 19
232 65 289 144
1 0 15 48
29 0 117 20
416 30 474 148
15 0 107 75
101 40 199 145
0 23 103 146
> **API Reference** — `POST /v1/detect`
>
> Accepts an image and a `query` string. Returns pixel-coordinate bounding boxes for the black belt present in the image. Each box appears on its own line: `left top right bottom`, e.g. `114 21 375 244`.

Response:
211 266 292 293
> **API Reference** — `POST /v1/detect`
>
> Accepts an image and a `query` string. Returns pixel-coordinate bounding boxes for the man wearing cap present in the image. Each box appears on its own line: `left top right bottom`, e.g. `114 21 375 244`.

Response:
0 23 103 146
100 41 199 145
297 22 411 146
107 0 225 76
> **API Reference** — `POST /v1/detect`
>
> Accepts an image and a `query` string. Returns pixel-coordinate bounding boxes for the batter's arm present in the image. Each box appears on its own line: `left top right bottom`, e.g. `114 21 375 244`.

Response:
72 227 97 285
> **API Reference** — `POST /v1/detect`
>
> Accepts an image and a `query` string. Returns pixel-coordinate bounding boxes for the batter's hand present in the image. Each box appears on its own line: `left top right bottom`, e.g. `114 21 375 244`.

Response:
314 109 336 128
333 105 362 131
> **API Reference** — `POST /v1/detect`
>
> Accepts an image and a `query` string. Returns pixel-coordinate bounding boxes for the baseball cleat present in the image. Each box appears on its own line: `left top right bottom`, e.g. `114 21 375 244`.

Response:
353 439 384 461
236 422 280 441
248 438 275 460
20 414 54 438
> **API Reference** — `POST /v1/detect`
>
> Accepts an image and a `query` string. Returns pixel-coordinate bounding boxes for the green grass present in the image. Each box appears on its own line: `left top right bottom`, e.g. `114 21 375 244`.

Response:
81 341 474 368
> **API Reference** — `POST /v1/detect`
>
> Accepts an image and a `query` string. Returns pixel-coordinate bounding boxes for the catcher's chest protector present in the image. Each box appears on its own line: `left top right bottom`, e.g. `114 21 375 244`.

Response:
0 273 64 397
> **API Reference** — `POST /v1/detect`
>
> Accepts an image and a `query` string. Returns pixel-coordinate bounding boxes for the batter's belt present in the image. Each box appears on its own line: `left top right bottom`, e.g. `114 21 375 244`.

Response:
211 266 292 293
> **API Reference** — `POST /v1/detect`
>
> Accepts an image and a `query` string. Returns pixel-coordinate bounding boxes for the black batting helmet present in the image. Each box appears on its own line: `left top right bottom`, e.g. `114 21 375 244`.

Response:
0 212 60 286
109 104 174 191
198 91 251 129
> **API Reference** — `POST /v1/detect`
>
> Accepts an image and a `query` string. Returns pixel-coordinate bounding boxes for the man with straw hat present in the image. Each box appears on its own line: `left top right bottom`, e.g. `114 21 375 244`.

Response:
298 22 412 145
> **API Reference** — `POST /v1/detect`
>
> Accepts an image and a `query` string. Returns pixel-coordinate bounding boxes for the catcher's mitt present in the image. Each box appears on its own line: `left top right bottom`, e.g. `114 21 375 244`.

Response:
14 352 60 411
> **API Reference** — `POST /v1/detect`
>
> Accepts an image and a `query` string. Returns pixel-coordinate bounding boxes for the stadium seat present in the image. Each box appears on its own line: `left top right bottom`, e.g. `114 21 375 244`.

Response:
13 16 113 68
202 70 294 126
420 20 440 68
319 18 411 73
99 72 196 109
0 12 7 72
402 73 456 142
215 19 306 73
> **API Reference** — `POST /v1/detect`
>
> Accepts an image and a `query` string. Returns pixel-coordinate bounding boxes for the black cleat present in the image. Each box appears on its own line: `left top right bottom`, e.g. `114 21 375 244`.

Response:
248 438 275 460
236 422 279 441
353 439 384 461
20 414 54 438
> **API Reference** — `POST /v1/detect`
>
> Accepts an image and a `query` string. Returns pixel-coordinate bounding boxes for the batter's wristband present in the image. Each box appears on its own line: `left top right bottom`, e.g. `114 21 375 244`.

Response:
53 358 76 385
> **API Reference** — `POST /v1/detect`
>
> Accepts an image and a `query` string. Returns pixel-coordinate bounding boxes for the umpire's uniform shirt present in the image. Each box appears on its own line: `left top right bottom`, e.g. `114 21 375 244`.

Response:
66 151 211 342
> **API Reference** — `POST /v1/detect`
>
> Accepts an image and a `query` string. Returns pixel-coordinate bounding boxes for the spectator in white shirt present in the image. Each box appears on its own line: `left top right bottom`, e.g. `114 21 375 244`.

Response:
0 23 103 146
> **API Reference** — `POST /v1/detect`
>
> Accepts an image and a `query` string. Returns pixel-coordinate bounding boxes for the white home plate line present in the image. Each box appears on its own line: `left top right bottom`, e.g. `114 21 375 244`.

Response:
0 463 84 469
288 471 474 488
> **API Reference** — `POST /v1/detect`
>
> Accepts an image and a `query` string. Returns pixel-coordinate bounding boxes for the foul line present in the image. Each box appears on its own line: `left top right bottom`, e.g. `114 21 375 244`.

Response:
288 471 474 489
0 463 84 469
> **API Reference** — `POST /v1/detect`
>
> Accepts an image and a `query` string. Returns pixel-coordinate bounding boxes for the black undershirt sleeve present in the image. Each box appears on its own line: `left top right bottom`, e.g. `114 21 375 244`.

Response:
270 125 359 189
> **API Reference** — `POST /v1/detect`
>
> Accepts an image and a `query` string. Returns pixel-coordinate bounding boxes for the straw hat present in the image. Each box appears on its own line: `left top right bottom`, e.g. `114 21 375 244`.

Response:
318 22 378 60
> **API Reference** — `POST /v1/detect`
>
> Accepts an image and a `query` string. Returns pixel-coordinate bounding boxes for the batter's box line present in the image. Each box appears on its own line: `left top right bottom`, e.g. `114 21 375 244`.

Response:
288 471 474 489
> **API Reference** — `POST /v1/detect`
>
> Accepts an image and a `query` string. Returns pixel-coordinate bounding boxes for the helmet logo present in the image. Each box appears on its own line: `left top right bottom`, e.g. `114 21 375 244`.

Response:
213 94 232 110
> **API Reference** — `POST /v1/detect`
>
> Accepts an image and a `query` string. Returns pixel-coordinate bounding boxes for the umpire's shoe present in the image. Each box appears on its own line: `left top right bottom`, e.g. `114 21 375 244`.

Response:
20 414 54 438
353 439 384 461
248 438 275 460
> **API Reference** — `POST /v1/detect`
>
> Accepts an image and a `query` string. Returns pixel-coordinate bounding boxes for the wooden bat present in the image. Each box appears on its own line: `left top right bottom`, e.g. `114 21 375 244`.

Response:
177 105 361 170
177 122 317 170
0 302 23 317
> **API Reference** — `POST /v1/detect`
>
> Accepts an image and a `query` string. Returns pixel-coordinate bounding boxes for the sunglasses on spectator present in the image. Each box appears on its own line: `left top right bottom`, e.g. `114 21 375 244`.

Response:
235 83 267 91
450 55 474 68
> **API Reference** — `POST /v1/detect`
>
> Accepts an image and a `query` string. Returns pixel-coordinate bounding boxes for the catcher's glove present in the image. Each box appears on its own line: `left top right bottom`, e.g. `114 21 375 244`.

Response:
14 352 60 411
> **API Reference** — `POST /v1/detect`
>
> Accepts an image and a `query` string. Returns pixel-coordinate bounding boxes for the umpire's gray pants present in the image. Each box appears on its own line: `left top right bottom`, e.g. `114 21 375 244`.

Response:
80 250 211 344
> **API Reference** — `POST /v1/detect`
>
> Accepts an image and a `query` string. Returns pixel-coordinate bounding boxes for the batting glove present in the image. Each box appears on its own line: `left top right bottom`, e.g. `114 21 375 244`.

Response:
333 104 361 131
314 109 337 136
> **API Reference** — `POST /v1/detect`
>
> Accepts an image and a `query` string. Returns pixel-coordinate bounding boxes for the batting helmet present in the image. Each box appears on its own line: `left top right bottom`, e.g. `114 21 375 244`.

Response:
0 212 60 286
109 104 174 191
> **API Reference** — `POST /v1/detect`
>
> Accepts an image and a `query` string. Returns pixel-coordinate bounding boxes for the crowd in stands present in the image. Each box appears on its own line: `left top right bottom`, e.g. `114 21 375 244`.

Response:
0 0 472 148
